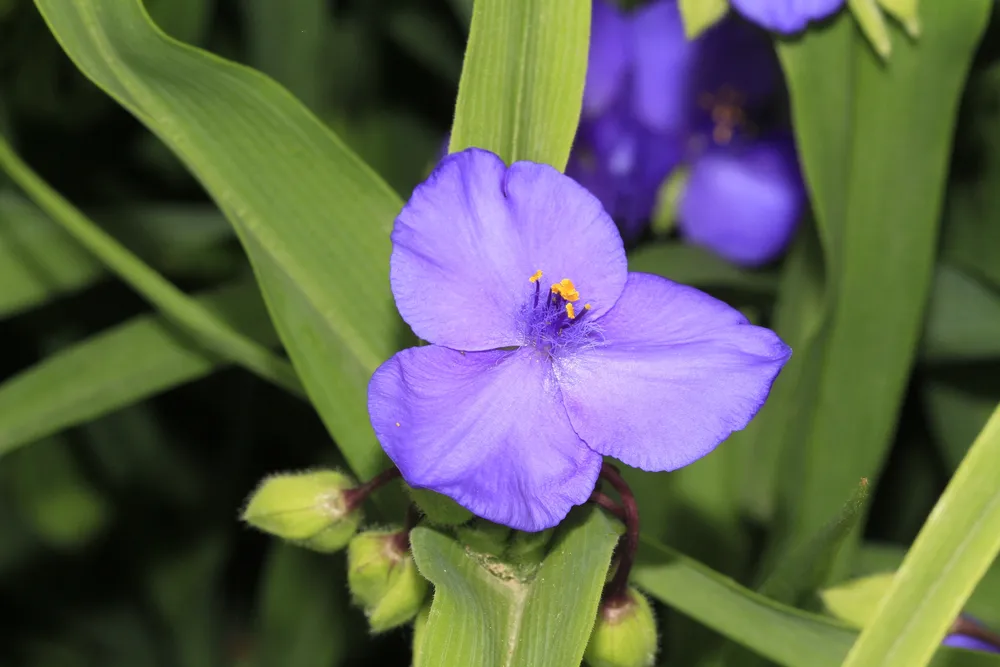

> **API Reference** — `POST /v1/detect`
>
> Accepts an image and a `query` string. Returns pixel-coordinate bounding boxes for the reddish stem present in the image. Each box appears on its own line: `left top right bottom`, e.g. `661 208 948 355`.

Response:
589 491 627 523
598 462 639 608
391 503 422 553
343 466 402 511
950 617 1000 651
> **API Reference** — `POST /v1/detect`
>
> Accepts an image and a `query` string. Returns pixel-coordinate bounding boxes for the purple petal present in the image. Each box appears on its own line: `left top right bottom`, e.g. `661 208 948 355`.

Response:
567 106 684 241
730 0 844 34
584 0 631 117
391 148 628 350
679 136 805 267
943 634 1000 653
368 345 602 531
630 0 696 133
553 272 791 471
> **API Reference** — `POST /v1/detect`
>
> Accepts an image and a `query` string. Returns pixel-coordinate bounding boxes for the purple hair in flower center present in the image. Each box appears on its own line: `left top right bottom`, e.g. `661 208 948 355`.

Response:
520 272 601 355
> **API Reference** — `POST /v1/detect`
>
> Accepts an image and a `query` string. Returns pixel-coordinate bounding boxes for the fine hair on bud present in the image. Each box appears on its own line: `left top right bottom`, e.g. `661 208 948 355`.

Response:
348 528 428 633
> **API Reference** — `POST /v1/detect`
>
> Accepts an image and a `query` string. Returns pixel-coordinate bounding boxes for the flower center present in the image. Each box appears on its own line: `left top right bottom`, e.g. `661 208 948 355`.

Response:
698 85 749 145
521 270 597 354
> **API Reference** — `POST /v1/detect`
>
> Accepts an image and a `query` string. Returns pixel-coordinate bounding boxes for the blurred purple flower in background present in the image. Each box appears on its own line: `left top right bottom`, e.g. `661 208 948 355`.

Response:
369 148 791 531
943 635 1000 653
568 0 806 266
730 0 844 34
944 617 1000 653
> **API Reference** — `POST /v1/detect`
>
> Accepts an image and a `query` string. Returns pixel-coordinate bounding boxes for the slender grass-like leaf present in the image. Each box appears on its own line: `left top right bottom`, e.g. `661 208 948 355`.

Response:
760 0 989 575
0 281 277 456
243 0 326 110
632 537 1000 667
0 135 301 400
841 403 1000 667
33 0 409 480
448 0 589 169
0 189 104 318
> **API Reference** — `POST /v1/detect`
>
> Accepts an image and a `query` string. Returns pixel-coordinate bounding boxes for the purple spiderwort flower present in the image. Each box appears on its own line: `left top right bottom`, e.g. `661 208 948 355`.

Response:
367 147 792 531
568 0 806 266
730 0 844 34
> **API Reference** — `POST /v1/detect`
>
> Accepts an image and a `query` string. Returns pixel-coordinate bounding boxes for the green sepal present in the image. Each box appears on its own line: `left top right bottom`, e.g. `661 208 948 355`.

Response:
407 485 474 526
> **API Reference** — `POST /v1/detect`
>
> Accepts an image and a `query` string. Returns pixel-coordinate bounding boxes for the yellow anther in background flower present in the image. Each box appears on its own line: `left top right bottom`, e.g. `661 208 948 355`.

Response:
551 278 580 302
529 269 543 283
566 303 576 319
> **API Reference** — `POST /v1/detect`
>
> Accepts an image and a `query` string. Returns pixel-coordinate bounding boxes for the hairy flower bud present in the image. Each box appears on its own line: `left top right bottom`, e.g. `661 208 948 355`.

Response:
585 588 658 667
347 529 428 633
241 469 361 553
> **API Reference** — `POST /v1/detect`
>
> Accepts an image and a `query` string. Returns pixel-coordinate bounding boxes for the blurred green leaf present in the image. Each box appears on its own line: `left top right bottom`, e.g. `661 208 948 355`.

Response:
0 280 278 455
924 376 998 471
34 0 408 481
82 402 202 505
0 189 104 319
820 572 896 630
858 543 1000 630
633 536 1000 667
758 479 871 606
944 60 1000 291
448 0 589 170
0 135 302 399
147 536 227 667
329 109 443 198
244 0 326 110
0 192 239 320
389 8 462 81
841 402 1000 667
763 0 989 576
411 507 619 667
3 436 110 549
922 265 1000 362
252 544 349 667
678 0 729 39
144 0 212 44
627 242 779 294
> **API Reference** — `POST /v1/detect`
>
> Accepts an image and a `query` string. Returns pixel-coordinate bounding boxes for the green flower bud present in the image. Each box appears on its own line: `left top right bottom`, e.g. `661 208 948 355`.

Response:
348 529 428 633
406 485 473 526
241 469 361 553
585 588 658 667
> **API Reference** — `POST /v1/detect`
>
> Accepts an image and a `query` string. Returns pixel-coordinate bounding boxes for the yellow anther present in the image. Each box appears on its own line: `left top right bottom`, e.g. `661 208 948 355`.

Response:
566 303 576 319
584 303 592 310
550 278 580 302
529 269 543 283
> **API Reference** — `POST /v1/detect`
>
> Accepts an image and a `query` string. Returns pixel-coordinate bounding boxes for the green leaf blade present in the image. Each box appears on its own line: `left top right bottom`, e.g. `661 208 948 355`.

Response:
412 507 619 667
841 403 1000 667
33 0 409 479
449 0 589 169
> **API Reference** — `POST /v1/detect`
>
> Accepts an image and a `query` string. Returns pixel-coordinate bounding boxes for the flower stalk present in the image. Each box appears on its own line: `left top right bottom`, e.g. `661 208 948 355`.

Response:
598 463 640 608
343 466 402 512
